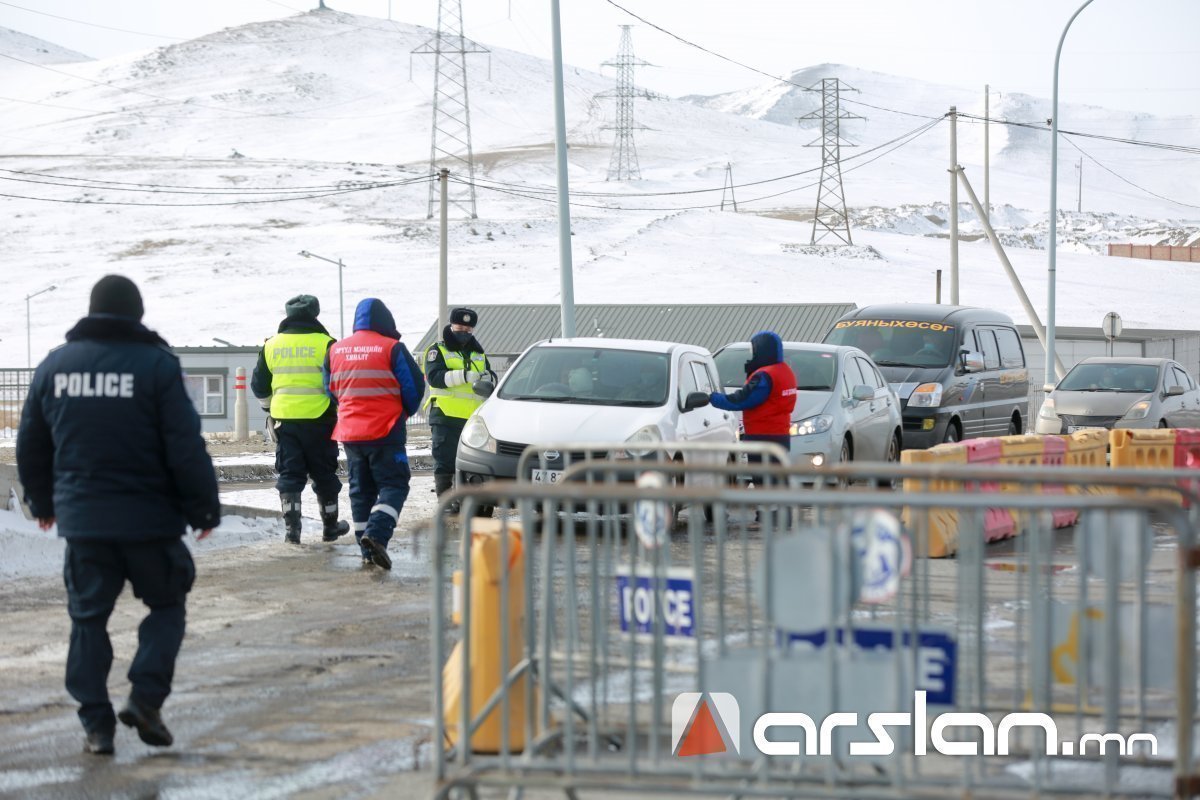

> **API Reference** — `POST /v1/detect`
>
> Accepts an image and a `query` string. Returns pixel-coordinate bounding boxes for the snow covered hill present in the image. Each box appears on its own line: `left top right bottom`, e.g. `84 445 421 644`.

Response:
0 26 90 65
0 11 1196 368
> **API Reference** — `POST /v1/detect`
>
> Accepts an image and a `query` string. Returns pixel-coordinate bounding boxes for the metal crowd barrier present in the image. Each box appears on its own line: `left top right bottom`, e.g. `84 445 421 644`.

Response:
431 459 1200 799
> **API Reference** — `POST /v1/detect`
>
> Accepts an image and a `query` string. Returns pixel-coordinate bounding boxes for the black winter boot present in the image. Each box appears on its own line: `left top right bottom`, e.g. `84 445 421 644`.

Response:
434 473 459 514
280 492 302 544
318 496 350 542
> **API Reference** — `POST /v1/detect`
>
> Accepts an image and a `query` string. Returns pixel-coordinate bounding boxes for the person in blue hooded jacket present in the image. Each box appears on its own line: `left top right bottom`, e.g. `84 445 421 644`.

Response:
16 275 220 756
709 330 798 456
324 298 425 569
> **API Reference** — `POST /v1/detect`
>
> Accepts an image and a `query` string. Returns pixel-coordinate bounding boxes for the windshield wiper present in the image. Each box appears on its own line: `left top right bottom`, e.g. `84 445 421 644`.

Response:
873 360 924 368
500 394 570 402
797 385 833 391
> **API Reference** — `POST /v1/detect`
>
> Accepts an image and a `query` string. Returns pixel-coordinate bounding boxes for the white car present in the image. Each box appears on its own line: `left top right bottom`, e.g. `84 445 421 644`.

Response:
455 338 739 494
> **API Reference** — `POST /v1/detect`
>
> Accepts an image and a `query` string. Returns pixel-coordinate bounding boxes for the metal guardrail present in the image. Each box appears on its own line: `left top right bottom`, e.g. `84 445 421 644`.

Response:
431 460 1199 799
0 368 33 438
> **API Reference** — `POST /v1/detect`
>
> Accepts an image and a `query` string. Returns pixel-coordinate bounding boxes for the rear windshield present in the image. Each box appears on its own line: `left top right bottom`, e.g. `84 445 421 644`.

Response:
714 346 839 391
825 320 957 368
1057 363 1160 393
498 346 670 407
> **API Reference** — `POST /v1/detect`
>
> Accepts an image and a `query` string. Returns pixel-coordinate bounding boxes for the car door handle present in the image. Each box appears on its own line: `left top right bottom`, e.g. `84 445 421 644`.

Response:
703 419 711 427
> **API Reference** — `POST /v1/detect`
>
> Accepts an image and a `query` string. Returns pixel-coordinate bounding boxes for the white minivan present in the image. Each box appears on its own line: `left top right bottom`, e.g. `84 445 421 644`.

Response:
455 338 739 496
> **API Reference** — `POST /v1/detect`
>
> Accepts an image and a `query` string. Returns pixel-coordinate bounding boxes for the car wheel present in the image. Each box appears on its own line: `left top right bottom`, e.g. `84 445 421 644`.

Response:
1006 417 1019 436
942 422 960 444
836 437 852 488
886 431 901 463
1159 419 1169 429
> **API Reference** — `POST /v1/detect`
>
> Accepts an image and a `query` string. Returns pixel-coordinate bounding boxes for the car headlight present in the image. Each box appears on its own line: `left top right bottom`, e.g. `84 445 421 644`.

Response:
1123 400 1152 420
1038 397 1058 418
790 414 833 437
461 414 496 453
907 383 943 408
624 425 662 458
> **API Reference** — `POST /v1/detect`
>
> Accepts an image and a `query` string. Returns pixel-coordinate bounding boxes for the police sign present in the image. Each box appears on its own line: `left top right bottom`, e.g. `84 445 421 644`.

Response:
615 566 695 640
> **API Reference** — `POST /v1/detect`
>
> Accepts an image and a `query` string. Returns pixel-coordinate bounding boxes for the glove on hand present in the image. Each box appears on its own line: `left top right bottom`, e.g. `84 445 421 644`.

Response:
465 370 482 384
444 370 467 388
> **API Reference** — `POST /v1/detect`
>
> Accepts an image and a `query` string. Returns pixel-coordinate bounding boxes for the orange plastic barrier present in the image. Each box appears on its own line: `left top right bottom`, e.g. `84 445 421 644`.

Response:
1040 436 1079 528
901 443 967 558
1109 429 1179 505
964 437 1016 542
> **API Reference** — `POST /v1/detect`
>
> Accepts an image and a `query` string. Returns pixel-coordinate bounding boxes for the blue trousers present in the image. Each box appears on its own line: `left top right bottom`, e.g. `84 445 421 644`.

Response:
63 538 194 734
345 444 411 557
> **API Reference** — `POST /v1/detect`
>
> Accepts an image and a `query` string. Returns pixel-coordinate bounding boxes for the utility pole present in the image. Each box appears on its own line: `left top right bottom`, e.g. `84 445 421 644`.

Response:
949 106 960 305
720 162 738 211
984 85 990 223
799 78 864 245
412 0 488 219
550 0 576 337
599 26 650 181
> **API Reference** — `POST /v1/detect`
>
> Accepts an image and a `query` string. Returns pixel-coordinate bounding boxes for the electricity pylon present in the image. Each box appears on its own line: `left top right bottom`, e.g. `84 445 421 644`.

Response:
599 25 650 181
799 78 865 245
720 163 738 211
412 0 488 218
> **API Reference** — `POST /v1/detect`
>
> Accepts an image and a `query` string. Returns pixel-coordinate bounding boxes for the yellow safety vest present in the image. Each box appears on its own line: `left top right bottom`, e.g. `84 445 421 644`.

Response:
263 332 333 419
423 342 488 419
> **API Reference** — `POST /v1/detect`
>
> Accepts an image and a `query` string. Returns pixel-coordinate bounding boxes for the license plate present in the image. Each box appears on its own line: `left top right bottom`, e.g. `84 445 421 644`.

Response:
1067 425 1104 434
531 469 564 484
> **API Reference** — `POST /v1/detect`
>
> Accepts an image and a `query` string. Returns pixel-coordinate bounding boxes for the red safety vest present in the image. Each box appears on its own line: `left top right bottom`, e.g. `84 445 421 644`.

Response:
327 330 404 442
742 362 798 436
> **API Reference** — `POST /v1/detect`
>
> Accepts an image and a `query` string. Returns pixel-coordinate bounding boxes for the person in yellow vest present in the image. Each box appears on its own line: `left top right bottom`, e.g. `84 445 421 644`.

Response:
251 295 349 544
423 307 496 507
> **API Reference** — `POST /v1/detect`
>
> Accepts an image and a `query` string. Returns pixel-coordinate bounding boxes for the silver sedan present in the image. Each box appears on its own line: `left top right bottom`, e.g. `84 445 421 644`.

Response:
712 342 904 467
1034 356 1200 433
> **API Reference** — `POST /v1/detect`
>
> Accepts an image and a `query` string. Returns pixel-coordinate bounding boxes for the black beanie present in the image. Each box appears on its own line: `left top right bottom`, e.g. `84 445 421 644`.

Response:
285 294 320 319
88 274 144 320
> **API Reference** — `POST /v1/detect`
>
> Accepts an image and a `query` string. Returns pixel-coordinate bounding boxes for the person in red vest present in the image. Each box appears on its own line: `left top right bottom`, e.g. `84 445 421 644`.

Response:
709 330 798 457
324 298 425 569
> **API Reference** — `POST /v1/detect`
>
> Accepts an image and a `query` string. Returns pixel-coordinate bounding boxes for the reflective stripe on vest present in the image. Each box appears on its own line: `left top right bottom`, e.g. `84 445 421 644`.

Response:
263 332 332 419
328 330 403 441
423 343 487 419
742 361 798 436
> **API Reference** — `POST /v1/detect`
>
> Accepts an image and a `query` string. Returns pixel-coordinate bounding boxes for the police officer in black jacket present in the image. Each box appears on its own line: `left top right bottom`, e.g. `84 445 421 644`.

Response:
16 275 220 756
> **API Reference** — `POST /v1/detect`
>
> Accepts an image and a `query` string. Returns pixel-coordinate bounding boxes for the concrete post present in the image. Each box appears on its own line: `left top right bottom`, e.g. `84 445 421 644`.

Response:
949 106 959 305
234 366 248 442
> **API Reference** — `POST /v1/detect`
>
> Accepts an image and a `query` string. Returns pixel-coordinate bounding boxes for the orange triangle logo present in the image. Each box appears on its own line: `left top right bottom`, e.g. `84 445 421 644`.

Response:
676 698 728 757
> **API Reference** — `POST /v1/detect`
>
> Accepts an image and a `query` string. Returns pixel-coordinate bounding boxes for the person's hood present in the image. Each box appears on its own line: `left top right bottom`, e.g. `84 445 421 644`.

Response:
352 298 400 339
746 331 784 373
277 315 331 336
442 324 482 353
65 315 170 348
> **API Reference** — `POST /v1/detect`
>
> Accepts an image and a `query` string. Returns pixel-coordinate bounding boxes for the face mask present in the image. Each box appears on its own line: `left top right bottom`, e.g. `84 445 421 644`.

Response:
448 330 470 348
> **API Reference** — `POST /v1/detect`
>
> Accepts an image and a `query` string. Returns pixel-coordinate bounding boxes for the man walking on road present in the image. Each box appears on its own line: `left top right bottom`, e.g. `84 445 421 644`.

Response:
422 307 496 509
325 298 425 570
16 274 220 756
251 294 349 544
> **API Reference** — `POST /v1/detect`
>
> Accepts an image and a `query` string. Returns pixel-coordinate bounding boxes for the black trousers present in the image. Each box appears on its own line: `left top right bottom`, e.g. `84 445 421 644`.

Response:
63 538 195 734
431 416 466 479
274 418 342 497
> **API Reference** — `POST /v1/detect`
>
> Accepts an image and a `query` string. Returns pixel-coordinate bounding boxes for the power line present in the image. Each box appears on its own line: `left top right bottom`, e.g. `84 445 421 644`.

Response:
957 112 1200 155
0 165 412 192
1060 136 1200 210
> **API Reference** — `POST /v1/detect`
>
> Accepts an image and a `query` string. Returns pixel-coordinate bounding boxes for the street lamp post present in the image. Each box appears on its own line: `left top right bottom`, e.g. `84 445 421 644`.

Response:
25 284 57 368
1046 0 1097 391
297 251 345 338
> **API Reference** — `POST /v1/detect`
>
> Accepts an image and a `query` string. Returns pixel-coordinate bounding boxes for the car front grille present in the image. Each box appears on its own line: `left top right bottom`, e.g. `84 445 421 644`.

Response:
495 440 609 462
1058 414 1122 430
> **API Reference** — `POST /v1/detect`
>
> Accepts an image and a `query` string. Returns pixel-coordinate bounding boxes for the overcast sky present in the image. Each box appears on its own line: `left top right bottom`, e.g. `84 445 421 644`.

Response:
3 0 1198 117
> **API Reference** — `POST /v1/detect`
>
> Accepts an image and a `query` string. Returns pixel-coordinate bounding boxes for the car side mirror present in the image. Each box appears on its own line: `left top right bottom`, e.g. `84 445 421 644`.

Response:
851 384 874 402
1165 384 1185 398
960 350 985 373
474 379 495 398
683 391 711 411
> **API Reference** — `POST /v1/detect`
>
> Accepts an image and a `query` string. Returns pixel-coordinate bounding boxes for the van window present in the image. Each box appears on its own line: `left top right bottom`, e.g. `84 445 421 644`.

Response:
825 320 956 367
678 359 701 404
975 329 1000 370
690 361 715 393
993 327 1025 369
499 346 670 407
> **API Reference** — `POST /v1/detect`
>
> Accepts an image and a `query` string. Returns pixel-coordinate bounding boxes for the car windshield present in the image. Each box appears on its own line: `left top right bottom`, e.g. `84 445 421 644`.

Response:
825 320 957 367
498 346 670 407
713 346 839 391
1056 363 1160 393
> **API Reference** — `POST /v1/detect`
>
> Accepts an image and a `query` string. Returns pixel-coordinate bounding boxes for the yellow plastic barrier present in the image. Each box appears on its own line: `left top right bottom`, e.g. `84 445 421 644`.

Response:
902 442 967 558
997 434 1048 530
1059 430 1109 496
443 518 535 753
1109 428 1180 504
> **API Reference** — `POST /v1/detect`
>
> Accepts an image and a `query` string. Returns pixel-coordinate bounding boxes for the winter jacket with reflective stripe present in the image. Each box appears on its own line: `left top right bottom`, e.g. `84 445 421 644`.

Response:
327 330 414 442
261 331 334 419
742 362 798 436
423 342 488 419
